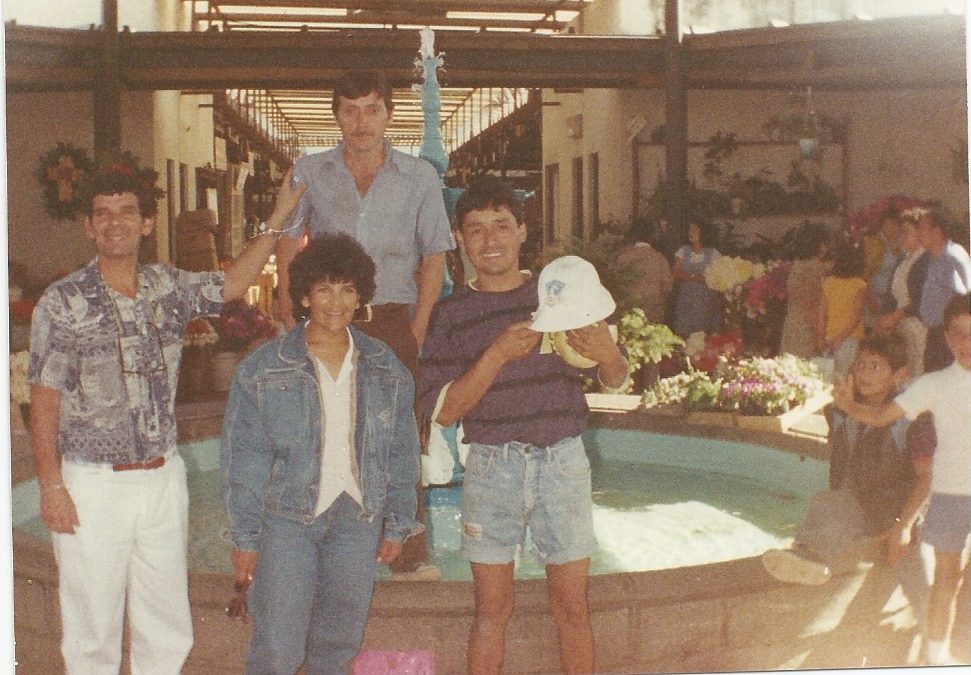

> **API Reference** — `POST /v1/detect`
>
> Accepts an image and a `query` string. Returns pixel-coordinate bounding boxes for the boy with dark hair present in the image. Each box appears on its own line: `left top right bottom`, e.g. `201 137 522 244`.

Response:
419 176 628 674
834 293 971 665
762 332 933 612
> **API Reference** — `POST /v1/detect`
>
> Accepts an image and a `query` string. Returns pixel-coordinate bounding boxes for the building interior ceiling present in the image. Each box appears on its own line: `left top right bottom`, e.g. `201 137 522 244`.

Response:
189 0 587 148
4 2 966 156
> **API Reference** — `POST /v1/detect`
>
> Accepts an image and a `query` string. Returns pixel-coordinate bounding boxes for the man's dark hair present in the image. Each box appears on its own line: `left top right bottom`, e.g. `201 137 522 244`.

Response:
331 70 394 115
84 169 158 218
454 176 523 231
288 233 376 321
943 292 970 332
856 332 909 374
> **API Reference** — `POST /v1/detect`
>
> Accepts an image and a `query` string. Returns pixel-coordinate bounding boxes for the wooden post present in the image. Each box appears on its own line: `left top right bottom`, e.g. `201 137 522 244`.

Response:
664 0 688 239
94 0 121 153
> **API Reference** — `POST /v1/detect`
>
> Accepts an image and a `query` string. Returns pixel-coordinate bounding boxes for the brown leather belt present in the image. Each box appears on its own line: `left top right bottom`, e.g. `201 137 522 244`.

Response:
352 303 410 323
112 456 166 472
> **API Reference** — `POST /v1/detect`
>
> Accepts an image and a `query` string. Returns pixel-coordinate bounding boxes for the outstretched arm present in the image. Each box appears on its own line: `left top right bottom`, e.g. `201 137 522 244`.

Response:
224 168 307 302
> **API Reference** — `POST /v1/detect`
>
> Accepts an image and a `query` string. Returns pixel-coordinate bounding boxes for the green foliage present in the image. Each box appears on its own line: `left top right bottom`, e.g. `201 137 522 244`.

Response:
617 309 685 374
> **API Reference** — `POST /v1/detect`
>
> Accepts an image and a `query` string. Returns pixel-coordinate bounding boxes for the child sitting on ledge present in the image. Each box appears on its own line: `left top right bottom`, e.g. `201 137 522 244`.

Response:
762 331 933 632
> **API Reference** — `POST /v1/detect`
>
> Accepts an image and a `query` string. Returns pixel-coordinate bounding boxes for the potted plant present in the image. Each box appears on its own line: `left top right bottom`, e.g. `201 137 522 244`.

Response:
616 308 685 392
178 318 219 398
211 300 279 392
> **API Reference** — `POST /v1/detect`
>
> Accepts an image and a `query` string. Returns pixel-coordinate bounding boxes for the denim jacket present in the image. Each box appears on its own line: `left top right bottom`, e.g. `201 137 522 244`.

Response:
221 323 422 551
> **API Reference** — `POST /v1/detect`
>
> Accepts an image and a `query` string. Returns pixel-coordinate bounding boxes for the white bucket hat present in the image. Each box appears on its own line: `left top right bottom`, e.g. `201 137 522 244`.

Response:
529 255 616 332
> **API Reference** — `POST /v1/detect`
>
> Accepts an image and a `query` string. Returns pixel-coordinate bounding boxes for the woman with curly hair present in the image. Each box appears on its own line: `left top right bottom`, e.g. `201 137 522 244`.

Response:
221 233 423 673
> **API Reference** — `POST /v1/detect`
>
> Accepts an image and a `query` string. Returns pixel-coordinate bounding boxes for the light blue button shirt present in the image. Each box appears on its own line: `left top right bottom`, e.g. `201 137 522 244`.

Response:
285 141 454 305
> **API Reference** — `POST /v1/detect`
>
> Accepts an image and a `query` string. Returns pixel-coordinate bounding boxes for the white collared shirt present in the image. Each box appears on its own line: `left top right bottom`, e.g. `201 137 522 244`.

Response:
312 330 363 516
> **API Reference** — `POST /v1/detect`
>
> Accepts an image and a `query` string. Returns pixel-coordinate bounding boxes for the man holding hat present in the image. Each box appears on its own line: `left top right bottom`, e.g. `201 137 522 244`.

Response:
418 176 628 674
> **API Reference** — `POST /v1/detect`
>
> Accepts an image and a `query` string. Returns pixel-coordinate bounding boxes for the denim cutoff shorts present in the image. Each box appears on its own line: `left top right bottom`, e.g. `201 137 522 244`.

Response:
460 435 597 566
923 492 971 554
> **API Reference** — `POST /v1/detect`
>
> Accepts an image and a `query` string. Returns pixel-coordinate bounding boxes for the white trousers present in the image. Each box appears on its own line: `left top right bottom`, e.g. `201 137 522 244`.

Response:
53 454 193 675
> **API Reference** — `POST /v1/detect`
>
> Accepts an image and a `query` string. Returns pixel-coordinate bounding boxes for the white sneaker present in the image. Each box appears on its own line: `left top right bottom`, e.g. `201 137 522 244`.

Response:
390 562 442 582
761 549 831 586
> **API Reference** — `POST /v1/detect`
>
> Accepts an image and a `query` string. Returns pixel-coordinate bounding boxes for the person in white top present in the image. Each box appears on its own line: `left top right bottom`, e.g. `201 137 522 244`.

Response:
872 215 931 379
834 292 971 666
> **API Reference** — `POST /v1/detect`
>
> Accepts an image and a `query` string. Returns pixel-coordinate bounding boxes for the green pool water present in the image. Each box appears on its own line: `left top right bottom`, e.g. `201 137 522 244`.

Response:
12 429 827 581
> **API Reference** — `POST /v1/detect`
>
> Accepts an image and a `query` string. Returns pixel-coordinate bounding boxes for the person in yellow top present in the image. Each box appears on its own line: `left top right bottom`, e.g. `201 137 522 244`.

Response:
819 241 868 376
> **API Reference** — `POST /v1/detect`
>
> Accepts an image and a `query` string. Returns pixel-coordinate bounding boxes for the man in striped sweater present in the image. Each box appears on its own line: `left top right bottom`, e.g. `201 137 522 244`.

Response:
418 177 629 674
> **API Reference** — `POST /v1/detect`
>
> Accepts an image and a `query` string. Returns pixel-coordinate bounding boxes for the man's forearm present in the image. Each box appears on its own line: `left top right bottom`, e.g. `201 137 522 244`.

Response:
597 351 630 390
437 350 504 427
30 384 63 488
413 252 446 346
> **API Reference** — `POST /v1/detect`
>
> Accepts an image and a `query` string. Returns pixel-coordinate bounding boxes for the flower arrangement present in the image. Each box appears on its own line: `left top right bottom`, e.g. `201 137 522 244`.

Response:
843 194 925 243
743 260 790 320
704 255 765 294
215 300 278 352
617 308 685 376
705 255 766 328
684 330 743 374
9 350 30 406
716 354 824 415
645 353 825 416
643 368 721 410
185 318 219 348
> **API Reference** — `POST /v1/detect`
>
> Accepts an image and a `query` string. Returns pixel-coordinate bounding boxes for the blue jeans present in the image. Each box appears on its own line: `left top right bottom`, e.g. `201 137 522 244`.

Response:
460 436 597 566
246 493 382 675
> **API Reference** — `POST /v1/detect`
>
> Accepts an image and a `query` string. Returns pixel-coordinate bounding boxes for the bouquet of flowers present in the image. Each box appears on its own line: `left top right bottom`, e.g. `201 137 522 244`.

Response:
185 318 219 348
215 300 279 352
705 255 766 328
743 260 790 320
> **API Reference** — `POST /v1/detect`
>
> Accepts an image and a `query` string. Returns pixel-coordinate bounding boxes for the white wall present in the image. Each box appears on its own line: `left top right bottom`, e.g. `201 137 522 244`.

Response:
542 0 969 247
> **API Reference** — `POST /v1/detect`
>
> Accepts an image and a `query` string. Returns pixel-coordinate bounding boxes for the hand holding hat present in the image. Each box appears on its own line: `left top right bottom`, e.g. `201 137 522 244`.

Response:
530 256 617 368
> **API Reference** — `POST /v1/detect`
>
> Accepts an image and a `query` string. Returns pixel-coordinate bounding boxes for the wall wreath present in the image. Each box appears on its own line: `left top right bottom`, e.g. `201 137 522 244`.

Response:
36 142 93 221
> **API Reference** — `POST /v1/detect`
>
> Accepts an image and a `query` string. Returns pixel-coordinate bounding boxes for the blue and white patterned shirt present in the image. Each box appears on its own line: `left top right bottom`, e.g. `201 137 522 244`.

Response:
28 260 224 464
284 140 454 305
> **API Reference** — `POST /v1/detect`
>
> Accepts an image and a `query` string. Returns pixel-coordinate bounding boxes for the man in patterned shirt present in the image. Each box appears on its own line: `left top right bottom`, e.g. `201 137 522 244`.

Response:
28 165 304 673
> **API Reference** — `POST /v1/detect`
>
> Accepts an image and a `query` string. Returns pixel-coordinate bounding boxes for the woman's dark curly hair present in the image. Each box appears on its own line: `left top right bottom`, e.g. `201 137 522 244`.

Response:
287 233 376 321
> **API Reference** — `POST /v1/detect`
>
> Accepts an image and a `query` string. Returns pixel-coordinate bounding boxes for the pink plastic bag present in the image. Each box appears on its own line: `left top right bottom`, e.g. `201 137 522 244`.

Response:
352 650 435 675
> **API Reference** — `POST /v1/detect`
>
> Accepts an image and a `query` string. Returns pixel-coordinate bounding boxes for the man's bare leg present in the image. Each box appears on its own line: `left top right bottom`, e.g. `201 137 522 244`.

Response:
546 557 594 674
468 562 515 675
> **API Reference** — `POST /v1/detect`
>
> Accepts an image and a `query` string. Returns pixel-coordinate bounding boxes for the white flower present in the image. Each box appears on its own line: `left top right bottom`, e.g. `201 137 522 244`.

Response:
685 331 707 357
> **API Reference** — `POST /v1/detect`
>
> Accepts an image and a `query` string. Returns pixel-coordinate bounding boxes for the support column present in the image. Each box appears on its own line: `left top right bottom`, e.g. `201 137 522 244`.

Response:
664 0 688 239
94 0 122 153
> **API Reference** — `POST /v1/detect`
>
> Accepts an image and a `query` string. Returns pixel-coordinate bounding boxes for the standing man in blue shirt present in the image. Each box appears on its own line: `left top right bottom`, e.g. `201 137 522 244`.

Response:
910 204 971 372
274 69 454 577
29 165 305 673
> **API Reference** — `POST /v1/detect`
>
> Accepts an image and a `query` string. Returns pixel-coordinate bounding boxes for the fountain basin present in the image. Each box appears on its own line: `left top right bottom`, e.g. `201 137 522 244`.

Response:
13 406 930 673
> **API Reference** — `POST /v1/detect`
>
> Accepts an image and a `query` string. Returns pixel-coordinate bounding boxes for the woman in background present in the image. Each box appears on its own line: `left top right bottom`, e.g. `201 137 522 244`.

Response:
780 224 831 358
672 220 722 337
819 240 868 377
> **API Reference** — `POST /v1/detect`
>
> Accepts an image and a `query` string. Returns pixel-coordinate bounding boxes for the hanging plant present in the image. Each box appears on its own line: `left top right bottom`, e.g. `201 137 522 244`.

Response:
36 142 93 220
